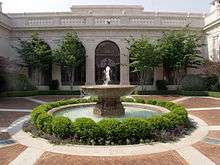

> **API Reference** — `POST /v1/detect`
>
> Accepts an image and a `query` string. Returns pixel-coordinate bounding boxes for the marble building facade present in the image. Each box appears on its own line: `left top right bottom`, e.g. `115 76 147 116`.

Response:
0 1 219 90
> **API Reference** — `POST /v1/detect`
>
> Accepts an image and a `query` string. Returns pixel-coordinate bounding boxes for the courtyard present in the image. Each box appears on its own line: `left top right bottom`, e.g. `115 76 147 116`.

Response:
0 95 219 165
0 0 220 164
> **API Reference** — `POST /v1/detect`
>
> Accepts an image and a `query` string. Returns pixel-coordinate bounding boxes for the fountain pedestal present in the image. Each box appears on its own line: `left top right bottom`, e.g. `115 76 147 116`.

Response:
94 97 125 117
81 85 136 117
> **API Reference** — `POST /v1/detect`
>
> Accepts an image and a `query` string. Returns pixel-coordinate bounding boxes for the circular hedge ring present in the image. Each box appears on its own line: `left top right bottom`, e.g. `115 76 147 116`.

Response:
25 97 192 145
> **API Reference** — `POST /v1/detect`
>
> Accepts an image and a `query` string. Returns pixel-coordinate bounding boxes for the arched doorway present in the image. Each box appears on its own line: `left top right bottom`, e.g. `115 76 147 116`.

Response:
95 40 120 84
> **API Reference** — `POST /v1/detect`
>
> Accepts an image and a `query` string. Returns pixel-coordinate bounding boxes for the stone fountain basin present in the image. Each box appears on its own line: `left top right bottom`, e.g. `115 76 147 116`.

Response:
81 85 136 98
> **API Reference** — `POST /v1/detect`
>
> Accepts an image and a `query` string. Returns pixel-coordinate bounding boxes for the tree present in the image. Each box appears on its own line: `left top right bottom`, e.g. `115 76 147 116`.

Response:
156 28 204 84
15 33 52 85
127 36 162 91
53 32 86 90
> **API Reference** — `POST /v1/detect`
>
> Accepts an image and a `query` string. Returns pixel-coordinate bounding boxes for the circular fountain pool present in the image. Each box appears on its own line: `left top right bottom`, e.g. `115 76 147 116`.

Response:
53 105 162 122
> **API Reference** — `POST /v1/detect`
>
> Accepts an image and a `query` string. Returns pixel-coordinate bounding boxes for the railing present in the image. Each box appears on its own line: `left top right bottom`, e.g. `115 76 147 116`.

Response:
60 17 86 25
27 19 53 26
10 14 204 28
95 17 120 25
130 17 155 25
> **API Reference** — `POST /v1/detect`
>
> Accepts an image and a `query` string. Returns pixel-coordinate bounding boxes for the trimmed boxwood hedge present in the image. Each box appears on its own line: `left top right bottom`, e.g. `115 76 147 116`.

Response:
27 97 191 145
0 90 81 97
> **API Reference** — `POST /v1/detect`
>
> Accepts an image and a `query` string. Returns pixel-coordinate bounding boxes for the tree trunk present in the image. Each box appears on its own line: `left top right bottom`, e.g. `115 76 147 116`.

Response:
35 67 41 86
38 68 42 86
70 68 75 91
140 70 145 95
184 66 187 77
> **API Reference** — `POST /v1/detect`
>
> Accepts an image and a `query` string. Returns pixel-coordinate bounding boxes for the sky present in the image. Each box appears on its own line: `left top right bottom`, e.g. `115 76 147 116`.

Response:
0 0 211 13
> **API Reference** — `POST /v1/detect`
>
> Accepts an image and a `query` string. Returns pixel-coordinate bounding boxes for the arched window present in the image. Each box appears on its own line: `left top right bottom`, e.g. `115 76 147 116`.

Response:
95 40 120 84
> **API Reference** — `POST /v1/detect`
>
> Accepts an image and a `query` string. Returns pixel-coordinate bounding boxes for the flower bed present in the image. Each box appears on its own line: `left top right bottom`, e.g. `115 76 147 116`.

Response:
24 97 194 145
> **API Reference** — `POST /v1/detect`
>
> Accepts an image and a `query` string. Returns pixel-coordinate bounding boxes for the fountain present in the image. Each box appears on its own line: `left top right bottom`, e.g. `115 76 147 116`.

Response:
81 66 136 117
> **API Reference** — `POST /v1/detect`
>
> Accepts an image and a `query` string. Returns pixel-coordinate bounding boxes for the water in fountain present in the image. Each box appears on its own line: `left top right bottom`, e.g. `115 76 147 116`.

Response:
55 106 160 122
104 66 111 85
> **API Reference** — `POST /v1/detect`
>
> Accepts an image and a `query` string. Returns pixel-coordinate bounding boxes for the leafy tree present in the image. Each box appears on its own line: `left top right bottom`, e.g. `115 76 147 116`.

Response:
127 36 162 90
156 28 204 84
15 33 52 85
53 32 86 90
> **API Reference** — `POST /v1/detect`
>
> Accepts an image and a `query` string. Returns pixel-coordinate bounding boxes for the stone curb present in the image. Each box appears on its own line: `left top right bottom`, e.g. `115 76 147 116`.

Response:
48 102 170 115
10 114 209 156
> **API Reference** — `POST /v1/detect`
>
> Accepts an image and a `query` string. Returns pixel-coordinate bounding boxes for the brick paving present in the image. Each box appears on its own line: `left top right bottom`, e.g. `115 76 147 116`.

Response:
0 144 27 165
207 131 220 139
33 95 80 102
189 110 220 126
0 132 11 140
0 111 30 127
35 151 188 165
193 141 220 165
134 95 181 102
0 95 220 164
0 98 39 109
179 97 220 108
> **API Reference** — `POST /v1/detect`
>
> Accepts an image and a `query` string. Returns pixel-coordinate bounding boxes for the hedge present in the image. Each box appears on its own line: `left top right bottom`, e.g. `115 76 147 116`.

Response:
27 97 190 145
2 89 220 98
177 90 220 98
0 90 81 97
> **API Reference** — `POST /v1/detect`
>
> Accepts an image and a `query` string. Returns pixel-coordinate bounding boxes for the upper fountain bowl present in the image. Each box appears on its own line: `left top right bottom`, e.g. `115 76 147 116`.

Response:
81 85 136 98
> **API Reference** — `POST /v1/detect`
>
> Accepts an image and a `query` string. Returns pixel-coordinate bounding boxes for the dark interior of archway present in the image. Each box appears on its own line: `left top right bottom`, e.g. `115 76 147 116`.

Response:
95 41 120 85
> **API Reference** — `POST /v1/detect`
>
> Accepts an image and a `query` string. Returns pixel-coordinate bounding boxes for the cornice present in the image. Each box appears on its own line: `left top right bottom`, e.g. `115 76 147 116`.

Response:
204 17 220 31
11 25 203 32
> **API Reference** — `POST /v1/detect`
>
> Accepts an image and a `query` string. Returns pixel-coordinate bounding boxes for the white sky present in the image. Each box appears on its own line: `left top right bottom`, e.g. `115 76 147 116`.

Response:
0 0 211 13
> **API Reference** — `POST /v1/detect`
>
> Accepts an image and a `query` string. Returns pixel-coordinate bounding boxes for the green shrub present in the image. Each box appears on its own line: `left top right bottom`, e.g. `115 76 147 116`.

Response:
38 90 80 95
210 82 220 91
36 113 52 134
120 97 135 103
163 102 176 109
52 117 72 139
4 73 36 91
205 76 218 90
73 118 100 142
156 80 168 91
31 108 46 124
29 97 190 145
148 115 169 130
136 90 177 95
49 80 60 90
146 99 158 105
122 118 150 141
135 97 145 104
181 75 207 91
0 90 81 97
208 91 220 98
177 90 208 96
98 119 123 143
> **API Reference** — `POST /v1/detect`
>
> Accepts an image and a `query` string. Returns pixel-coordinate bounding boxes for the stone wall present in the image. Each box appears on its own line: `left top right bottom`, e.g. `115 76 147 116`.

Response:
0 5 211 88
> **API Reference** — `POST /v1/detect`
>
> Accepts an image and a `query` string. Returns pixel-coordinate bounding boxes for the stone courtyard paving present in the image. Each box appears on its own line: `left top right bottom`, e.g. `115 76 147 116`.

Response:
0 95 219 165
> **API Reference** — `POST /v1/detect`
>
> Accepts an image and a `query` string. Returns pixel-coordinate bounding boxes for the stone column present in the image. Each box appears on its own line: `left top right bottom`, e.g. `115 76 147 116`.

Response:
153 66 164 86
120 43 130 85
85 42 96 85
52 64 61 85
0 2 2 13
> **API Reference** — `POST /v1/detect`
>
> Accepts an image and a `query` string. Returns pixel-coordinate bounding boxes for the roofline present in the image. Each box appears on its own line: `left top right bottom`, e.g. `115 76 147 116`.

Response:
71 5 144 9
